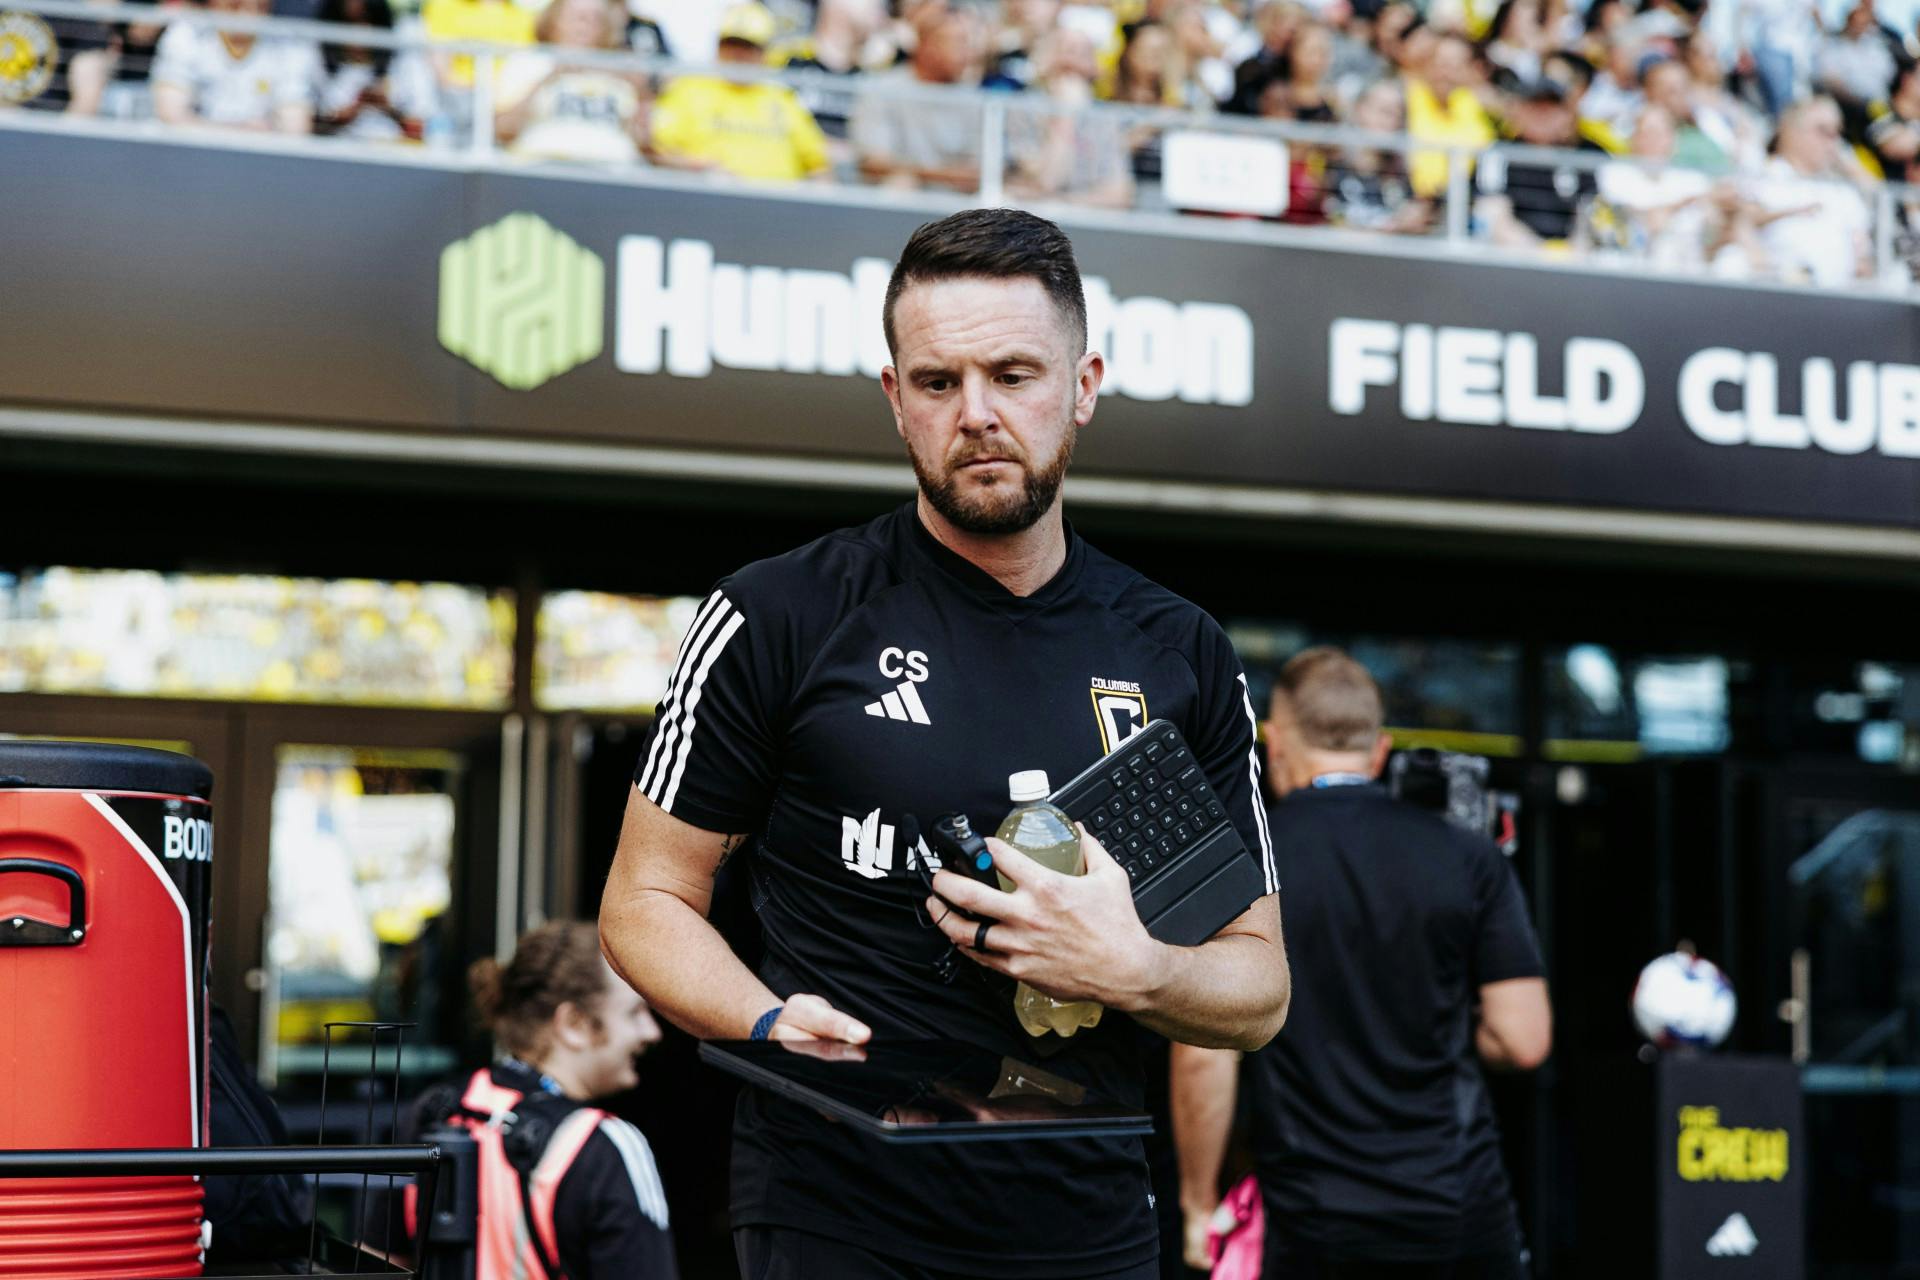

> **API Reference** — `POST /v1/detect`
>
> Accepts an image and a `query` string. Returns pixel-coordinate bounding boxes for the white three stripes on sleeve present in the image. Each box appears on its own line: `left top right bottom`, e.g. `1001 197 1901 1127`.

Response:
1237 674 1278 894
639 589 746 815
598 1117 671 1230
637 590 725 795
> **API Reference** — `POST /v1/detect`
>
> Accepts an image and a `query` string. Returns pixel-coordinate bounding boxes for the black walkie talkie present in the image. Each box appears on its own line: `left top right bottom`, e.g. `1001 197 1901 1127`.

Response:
907 813 999 988
926 812 998 886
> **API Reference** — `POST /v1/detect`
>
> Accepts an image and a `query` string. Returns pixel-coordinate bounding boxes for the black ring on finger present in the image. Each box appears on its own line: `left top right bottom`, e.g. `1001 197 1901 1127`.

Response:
974 920 993 952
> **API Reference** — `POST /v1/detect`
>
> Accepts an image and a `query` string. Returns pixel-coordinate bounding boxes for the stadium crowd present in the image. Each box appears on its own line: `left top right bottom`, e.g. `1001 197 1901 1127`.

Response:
13 0 1920 282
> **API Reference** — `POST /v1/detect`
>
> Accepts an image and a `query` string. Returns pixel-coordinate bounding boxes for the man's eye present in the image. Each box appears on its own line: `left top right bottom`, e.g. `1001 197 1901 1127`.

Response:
999 373 1029 386
924 379 951 393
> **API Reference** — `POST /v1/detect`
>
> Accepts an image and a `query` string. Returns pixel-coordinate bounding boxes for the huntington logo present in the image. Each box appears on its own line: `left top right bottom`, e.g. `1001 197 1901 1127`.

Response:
439 213 604 390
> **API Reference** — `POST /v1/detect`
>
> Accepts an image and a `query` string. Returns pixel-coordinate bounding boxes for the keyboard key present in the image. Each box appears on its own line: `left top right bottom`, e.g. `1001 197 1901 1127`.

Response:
1127 808 1146 828
1089 811 1108 830
1128 757 1147 774
1177 766 1202 790
1125 835 1145 855
1168 748 1191 768
1109 769 1128 790
1108 797 1125 816
1143 770 1164 790
1176 798 1195 817
1145 741 1164 761
1160 783 1178 802
1156 836 1176 857
1145 796 1164 815
1206 800 1223 821
1140 850 1157 870
1125 784 1144 804
1174 823 1194 844
1125 862 1141 883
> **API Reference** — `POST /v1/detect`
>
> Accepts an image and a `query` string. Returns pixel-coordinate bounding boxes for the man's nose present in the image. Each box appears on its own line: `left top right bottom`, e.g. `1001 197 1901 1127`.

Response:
956 374 1000 435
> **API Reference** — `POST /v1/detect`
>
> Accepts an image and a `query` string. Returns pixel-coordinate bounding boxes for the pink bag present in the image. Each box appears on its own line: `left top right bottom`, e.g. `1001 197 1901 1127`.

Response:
1207 1175 1265 1280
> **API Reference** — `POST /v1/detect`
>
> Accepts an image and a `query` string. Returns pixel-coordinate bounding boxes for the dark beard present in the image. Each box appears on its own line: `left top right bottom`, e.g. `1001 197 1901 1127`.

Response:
911 428 1076 535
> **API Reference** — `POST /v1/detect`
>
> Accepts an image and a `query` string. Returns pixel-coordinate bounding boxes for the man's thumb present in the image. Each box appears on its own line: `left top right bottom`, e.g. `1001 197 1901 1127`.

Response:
1077 822 1118 873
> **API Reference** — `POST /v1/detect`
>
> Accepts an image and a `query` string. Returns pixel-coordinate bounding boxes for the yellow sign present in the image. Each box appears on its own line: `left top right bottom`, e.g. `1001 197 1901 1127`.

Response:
1676 1106 1790 1183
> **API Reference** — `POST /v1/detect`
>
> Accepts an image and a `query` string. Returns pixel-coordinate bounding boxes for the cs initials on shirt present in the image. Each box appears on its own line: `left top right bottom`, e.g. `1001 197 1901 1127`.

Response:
878 648 930 682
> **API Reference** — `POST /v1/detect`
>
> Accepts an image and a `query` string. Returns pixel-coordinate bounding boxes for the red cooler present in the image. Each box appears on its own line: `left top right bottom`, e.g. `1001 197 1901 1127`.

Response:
0 742 215 1278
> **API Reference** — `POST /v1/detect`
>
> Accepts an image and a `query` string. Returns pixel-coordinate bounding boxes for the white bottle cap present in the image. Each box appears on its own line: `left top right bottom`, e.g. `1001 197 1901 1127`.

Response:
1008 770 1051 802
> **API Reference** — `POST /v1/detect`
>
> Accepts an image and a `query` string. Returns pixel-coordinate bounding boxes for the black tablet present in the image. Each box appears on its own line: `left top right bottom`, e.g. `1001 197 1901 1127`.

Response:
699 1038 1153 1144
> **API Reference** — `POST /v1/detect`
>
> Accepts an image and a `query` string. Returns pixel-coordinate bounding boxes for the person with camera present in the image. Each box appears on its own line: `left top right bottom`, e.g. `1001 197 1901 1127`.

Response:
598 208 1289 1279
1173 647 1550 1279
418 921 677 1280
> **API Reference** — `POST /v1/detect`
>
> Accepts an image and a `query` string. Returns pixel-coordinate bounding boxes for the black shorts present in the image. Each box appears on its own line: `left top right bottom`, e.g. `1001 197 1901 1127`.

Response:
1263 1226 1531 1280
735 1225 1162 1280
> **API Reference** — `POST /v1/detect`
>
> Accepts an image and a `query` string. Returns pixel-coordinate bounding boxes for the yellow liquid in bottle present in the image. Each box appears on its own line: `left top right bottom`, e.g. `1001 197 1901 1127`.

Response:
996 799 1105 1038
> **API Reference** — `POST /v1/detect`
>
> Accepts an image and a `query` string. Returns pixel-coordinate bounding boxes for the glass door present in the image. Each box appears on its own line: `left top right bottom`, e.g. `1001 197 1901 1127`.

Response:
1766 769 1920 1278
233 708 505 1141
259 744 465 1095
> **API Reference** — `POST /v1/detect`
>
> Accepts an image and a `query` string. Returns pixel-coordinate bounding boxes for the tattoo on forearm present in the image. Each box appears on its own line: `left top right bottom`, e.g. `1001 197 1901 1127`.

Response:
717 833 747 869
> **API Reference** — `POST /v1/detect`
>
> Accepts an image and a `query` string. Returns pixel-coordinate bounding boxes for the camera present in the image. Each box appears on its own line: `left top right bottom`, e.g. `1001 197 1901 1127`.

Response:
1388 748 1519 855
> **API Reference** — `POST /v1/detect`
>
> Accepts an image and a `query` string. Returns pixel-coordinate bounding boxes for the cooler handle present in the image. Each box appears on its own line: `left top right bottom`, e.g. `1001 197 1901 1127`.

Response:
0 858 88 947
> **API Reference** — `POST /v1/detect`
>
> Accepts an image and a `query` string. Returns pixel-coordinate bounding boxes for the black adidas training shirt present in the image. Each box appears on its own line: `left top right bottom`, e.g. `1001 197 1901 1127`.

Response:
634 501 1276 1276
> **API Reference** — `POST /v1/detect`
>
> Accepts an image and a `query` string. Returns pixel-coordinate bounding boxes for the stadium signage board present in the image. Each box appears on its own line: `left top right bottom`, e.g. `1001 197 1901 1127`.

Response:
1331 318 1920 459
1656 1054 1803 1279
608 234 1255 406
3 127 1917 530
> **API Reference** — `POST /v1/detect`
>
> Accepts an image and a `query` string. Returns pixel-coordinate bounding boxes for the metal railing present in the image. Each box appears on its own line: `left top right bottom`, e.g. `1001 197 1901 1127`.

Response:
6 0 1918 294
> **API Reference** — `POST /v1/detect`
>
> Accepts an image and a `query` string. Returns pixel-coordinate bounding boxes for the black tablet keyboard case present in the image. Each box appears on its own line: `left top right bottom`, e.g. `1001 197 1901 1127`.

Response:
1048 719 1268 947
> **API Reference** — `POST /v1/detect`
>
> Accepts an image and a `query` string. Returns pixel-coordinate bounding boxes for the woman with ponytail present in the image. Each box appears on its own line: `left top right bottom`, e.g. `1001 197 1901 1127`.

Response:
420 921 677 1279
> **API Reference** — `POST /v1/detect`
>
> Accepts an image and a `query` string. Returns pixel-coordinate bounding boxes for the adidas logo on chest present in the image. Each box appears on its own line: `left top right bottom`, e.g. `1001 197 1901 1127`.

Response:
864 645 932 725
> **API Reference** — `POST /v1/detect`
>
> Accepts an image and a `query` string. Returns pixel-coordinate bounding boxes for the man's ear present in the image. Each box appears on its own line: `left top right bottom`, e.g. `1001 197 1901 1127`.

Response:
881 365 907 439
1074 350 1104 426
1369 731 1393 779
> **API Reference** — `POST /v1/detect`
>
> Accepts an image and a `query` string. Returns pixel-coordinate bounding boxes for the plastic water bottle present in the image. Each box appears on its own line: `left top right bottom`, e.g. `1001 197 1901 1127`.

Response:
996 770 1104 1038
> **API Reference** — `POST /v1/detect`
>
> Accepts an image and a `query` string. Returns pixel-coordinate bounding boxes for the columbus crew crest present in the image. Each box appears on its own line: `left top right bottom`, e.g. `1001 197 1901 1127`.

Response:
1090 678 1148 753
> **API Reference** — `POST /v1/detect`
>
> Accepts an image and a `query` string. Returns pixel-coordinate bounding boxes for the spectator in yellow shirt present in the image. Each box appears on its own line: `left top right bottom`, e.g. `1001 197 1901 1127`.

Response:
1405 31 1497 197
421 0 532 93
649 2 832 182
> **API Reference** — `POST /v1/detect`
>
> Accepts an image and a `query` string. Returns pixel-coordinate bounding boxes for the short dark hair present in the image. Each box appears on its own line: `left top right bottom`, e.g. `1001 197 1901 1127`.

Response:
882 209 1088 358
1273 646 1385 752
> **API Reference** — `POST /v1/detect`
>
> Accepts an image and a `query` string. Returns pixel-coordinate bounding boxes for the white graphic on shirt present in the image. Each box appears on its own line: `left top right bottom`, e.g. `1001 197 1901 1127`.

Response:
841 807 895 879
866 648 933 723
904 832 941 871
1091 684 1148 752
840 807 934 879
1706 1213 1759 1258
865 680 932 724
878 647 930 683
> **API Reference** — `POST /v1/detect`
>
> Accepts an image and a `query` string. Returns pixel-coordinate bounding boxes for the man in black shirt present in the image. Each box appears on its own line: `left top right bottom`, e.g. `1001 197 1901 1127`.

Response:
1173 647 1549 1278
1476 75 1608 245
599 208 1289 1279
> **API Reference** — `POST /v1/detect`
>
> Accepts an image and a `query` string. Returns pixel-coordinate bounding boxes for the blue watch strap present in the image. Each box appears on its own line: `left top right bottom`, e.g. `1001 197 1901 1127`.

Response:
749 1005 784 1041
